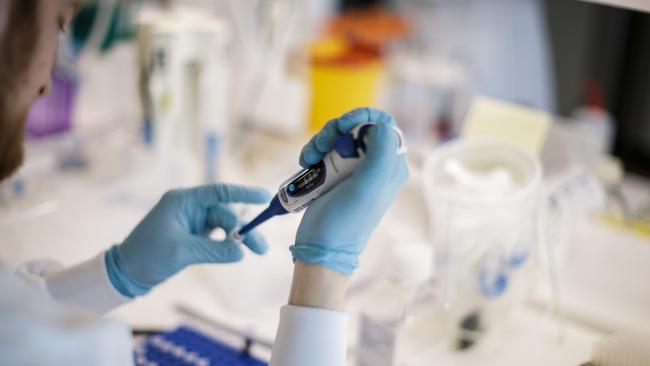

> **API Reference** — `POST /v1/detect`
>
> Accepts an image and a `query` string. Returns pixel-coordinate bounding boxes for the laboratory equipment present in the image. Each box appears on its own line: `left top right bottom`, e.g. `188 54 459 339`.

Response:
230 0 308 138
356 242 432 366
308 37 385 133
570 80 615 155
137 6 231 183
423 138 542 351
134 326 267 366
291 108 409 275
307 8 409 132
236 122 406 237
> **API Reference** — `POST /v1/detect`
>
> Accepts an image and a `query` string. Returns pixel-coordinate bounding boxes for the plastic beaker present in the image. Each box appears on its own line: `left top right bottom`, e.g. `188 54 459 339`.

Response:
422 138 542 351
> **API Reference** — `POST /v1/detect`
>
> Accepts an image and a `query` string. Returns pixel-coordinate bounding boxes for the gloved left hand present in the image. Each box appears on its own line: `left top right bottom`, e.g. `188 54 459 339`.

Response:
105 184 271 297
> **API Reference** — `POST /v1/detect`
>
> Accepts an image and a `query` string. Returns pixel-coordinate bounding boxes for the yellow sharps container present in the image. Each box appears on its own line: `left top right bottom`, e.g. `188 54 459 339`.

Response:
308 37 385 132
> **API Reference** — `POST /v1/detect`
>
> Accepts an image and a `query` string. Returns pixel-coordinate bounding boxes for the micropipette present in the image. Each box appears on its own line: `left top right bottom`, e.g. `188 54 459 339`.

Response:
232 123 406 240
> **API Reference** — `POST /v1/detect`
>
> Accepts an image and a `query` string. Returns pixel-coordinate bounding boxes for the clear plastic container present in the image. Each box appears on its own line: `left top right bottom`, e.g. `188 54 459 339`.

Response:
422 138 542 351
355 242 433 366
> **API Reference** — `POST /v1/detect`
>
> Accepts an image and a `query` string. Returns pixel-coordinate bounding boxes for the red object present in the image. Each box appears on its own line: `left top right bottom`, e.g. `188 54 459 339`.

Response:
583 79 605 110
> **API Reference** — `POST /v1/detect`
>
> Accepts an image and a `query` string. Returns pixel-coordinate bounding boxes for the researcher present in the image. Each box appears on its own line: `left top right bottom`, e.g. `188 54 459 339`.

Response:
0 1 408 365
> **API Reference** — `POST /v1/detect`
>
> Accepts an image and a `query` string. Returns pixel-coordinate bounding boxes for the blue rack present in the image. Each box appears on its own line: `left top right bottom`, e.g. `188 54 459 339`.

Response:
134 326 267 366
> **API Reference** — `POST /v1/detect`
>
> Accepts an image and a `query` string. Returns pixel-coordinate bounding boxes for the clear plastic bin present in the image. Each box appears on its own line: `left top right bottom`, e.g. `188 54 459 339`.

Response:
422 138 542 351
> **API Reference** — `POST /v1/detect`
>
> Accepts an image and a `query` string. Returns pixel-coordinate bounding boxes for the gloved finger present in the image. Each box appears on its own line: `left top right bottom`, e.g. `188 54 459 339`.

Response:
298 140 325 168
337 107 396 129
190 236 244 264
242 230 268 255
189 184 271 208
299 108 396 168
205 204 238 233
358 123 399 178
390 154 410 191
299 118 342 167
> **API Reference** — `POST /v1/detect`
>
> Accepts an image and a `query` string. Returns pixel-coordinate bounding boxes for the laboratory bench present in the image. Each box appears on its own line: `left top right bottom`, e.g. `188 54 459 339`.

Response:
1 141 649 366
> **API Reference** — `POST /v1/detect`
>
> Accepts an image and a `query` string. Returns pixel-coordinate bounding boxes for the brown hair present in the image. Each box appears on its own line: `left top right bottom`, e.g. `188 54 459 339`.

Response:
0 0 41 180
0 0 40 91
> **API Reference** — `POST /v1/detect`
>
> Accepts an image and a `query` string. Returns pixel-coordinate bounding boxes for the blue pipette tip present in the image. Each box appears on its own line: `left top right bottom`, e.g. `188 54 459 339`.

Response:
237 195 288 236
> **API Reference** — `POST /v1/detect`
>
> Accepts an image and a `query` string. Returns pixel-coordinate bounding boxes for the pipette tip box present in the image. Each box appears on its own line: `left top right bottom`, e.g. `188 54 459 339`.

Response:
134 326 267 366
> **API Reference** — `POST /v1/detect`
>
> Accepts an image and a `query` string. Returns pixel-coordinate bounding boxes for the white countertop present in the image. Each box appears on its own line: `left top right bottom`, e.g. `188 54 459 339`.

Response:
1 141 649 365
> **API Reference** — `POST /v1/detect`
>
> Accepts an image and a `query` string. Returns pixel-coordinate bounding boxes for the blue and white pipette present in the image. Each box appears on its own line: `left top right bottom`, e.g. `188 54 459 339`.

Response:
232 123 406 240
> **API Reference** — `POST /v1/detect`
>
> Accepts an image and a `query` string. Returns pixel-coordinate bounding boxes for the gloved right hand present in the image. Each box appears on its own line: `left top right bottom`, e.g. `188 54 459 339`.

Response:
291 108 409 275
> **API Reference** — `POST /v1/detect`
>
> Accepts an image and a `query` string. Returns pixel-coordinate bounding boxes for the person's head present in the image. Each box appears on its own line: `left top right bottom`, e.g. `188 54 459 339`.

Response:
0 0 79 180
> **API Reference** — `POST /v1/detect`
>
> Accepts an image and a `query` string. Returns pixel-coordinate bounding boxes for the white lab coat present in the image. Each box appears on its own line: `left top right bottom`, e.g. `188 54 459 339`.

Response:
0 253 348 366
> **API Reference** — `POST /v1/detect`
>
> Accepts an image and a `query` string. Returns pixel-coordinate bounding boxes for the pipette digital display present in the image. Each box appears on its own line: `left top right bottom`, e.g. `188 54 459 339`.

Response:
234 123 406 239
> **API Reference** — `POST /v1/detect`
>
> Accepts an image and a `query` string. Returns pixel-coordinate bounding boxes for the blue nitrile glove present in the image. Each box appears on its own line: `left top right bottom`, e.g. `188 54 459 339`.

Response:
105 184 271 297
291 108 409 275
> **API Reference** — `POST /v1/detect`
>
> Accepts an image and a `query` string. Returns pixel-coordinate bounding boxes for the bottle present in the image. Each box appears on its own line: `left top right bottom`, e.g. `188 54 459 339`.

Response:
356 242 432 366
570 79 615 156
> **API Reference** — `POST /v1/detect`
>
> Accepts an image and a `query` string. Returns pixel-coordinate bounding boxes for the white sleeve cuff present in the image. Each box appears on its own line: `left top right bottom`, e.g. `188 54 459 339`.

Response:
270 305 348 366
45 252 131 315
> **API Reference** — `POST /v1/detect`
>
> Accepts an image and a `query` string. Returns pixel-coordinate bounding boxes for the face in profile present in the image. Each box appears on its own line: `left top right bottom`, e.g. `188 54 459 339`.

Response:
0 0 78 180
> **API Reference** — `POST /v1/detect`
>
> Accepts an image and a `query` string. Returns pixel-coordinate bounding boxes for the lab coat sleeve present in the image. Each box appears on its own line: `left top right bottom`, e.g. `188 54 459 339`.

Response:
270 305 349 366
1 265 134 366
21 253 131 315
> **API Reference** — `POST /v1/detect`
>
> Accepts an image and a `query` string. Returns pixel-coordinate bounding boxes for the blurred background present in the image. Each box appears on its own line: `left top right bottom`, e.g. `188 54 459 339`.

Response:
1 0 649 365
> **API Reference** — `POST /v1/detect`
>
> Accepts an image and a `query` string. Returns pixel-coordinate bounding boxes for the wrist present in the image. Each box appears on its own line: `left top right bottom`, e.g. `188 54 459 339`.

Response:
289 244 360 275
288 261 350 311
104 245 150 298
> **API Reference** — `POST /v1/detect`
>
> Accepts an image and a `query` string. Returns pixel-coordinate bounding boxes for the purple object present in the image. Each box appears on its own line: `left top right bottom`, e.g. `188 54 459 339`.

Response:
25 69 78 139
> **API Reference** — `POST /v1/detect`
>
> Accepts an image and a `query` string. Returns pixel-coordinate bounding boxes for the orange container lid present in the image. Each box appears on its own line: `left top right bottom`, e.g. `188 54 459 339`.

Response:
310 37 382 66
